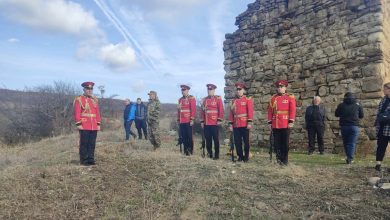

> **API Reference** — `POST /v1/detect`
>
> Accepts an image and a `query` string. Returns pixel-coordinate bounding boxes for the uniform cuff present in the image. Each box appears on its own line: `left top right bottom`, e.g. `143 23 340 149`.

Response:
217 118 223 122
75 122 82 126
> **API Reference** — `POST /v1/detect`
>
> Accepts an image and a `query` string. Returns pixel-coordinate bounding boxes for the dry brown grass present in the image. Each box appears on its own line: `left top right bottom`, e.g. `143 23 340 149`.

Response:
0 130 389 219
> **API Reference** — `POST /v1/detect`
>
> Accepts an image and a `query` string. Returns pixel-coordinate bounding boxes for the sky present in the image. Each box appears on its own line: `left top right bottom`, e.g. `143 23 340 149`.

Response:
0 0 254 103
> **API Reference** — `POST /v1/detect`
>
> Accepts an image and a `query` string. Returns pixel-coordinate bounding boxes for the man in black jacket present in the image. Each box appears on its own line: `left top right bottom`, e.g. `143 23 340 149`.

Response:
135 98 148 139
335 92 364 164
305 96 326 155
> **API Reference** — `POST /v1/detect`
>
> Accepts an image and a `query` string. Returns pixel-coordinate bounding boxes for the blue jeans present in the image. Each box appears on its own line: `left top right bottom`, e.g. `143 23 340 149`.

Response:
124 120 136 140
340 126 359 161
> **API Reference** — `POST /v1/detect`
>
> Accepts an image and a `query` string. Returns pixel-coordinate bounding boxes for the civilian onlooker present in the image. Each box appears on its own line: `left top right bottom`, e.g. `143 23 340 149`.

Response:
335 92 364 165
374 82 390 171
305 96 326 155
135 98 148 139
123 99 136 140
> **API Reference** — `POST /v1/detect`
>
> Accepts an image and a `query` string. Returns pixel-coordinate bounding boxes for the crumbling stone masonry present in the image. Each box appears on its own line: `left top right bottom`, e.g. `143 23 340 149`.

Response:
223 0 390 154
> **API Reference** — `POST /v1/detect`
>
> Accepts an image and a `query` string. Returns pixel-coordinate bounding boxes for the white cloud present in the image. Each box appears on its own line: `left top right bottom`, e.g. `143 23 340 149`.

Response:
0 0 99 36
99 43 137 72
131 79 145 93
7 38 19 43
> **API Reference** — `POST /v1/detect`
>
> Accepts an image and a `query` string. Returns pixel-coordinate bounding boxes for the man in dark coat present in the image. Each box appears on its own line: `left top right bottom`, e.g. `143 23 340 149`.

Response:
305 96 326 155
335 92 364 165
135 98 148 139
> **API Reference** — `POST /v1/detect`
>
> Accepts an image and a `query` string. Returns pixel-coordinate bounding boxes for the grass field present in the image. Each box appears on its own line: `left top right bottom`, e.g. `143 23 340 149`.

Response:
0 130 389 219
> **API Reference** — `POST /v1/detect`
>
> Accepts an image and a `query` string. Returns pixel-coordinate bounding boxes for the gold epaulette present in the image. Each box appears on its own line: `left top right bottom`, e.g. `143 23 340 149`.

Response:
288 93 295 99
188 95 195 99
73 95 81 106
215 95 221 99
246 96 252 100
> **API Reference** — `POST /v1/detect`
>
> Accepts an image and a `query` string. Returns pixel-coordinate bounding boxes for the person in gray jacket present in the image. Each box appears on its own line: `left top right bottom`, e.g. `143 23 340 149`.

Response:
305 96 326 155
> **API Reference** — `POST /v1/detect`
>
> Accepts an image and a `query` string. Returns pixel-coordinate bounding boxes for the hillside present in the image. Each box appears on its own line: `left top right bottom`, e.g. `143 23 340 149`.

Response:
0 88 177 145
0 129 389 219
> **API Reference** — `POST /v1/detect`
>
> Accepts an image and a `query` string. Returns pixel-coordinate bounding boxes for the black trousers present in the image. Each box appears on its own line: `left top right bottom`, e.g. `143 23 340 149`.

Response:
376 134 390 161
273 128 289 164
233 127 250 161
135 119 147 139
204 125 220 158
307 124 324 153
79 130 97 164
180 123 193 155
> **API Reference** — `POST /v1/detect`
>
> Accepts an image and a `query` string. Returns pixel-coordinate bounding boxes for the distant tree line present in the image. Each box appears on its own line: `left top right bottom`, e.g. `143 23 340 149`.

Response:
0 81 123 145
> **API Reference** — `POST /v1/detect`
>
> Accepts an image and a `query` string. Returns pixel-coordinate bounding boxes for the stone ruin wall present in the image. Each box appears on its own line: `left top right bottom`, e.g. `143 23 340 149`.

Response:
223 0 390 154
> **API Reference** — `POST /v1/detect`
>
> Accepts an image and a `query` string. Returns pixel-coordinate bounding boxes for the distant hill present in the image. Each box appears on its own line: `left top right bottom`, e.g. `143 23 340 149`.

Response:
0 88 177 145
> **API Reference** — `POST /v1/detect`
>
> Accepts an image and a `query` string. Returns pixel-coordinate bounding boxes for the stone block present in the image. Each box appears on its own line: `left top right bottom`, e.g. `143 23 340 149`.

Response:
291 63 302 73
300 90 316 99
303 59 314 69
318 86 329 96
316 57 328 66
275 65 288 74
360 91 384 100
291 81 305 89
327 73 345 82
362 78 383 92
362 63 381 77
346 0 365 10
331 84 348 95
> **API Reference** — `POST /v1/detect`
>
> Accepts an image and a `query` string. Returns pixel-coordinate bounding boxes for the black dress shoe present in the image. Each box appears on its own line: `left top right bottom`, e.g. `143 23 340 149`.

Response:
375 164 381 171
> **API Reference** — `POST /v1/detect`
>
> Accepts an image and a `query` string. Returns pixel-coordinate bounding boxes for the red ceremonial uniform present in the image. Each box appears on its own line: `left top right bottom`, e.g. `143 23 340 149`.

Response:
267 93 296 129
177 95 196 123
228 95 254 128
73 95 101 130
201 95 224 125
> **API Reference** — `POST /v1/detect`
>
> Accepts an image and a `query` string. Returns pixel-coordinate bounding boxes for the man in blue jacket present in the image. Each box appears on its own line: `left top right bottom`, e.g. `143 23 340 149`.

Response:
123 98 137 140
135 98 148 139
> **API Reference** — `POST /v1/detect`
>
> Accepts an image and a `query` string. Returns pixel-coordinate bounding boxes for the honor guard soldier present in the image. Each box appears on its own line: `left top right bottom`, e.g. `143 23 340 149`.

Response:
200 84 224 160
228 82 254 162
267 80 296 165
73 82 101 166
178 84 196 155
